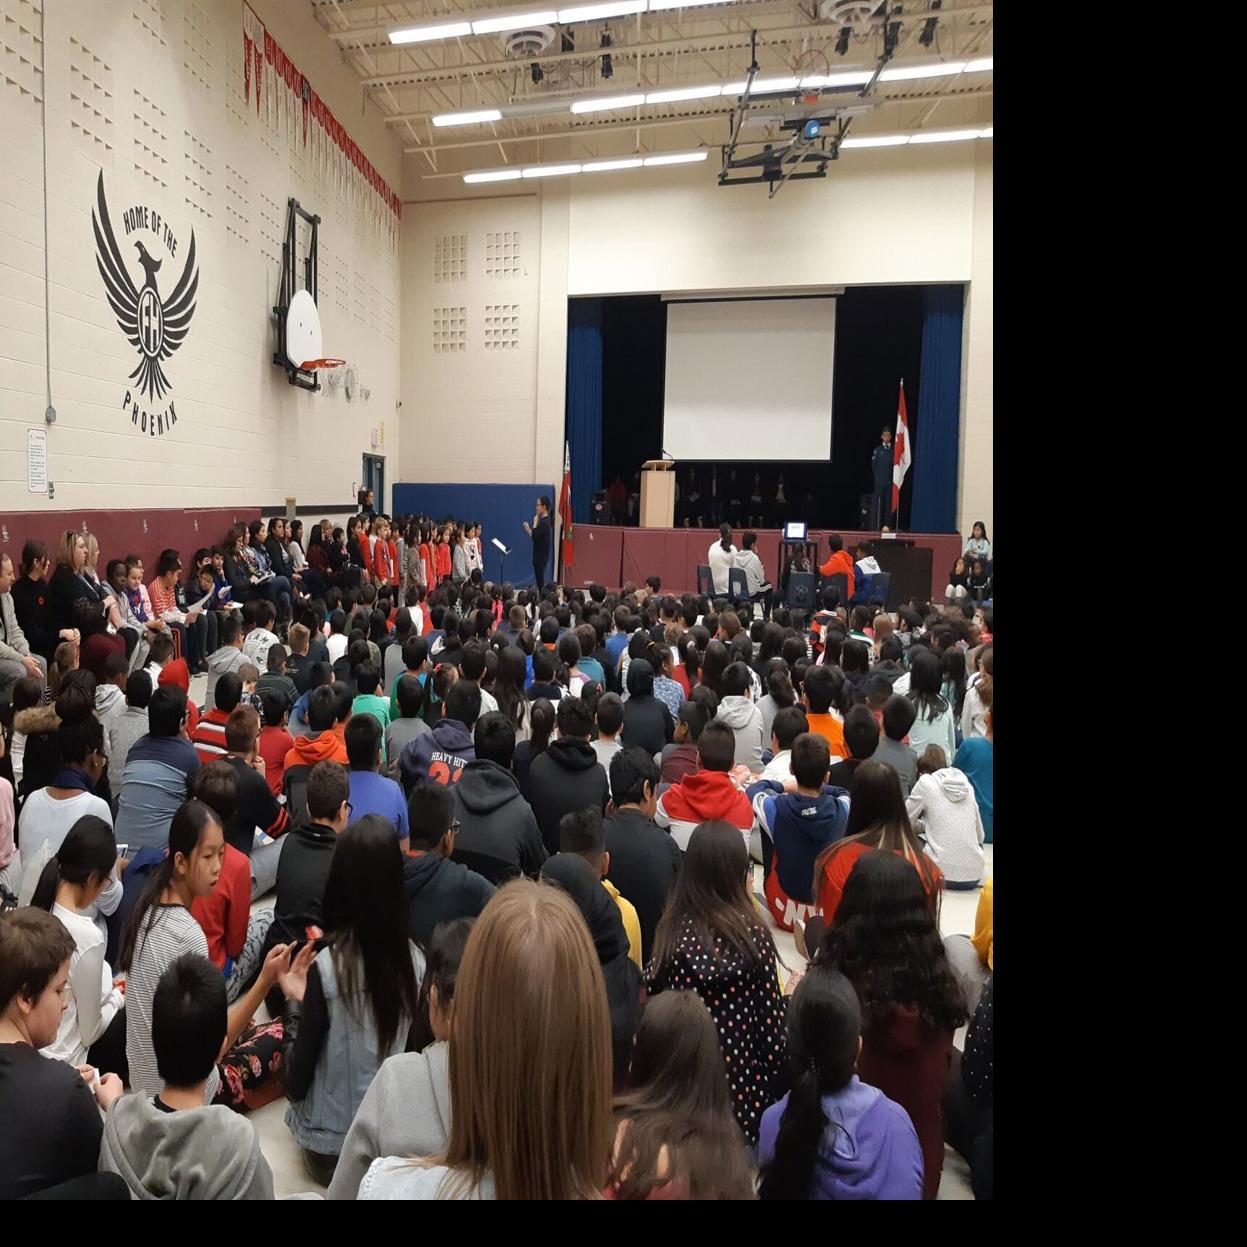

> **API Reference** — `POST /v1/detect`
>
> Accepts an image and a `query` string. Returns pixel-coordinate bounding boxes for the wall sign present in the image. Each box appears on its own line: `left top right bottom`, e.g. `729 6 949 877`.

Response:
27 428 47 494
92 171 199 437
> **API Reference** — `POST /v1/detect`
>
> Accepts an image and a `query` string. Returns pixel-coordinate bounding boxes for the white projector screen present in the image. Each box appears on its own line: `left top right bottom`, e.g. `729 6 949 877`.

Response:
662 297 836 462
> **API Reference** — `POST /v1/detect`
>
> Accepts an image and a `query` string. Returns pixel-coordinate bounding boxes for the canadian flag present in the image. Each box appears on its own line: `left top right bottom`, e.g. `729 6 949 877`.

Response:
892 380 912 514
559 440 574 572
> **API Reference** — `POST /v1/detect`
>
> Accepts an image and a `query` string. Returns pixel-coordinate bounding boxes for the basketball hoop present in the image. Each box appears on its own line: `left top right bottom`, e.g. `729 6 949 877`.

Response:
300 357 346 371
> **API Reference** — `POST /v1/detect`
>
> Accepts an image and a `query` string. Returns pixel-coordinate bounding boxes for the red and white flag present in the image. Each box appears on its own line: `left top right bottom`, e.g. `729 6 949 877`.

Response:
892 380 912 514
559 440 574 572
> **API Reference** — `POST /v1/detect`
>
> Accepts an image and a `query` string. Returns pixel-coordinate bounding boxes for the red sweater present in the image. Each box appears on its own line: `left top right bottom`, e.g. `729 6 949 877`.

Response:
856 1004 954 1200
258 725 295 797
816 843 943 927
191 843 251 967
191 708 230 765
435 543 451 582
419 544 434 589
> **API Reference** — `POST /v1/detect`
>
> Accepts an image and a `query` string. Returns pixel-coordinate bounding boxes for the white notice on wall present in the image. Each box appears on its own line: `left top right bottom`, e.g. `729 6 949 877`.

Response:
27 428 48 494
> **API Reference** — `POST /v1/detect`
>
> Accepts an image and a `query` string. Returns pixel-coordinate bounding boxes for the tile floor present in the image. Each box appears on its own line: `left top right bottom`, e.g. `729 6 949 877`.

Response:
194 673 987 1199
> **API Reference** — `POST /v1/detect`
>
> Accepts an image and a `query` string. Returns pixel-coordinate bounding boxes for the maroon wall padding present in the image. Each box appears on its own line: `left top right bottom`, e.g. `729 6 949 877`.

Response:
0 509 259 579
561 525 963 602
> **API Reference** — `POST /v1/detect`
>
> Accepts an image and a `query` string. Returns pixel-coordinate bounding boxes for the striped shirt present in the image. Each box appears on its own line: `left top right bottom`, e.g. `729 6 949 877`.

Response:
125 904 220 1102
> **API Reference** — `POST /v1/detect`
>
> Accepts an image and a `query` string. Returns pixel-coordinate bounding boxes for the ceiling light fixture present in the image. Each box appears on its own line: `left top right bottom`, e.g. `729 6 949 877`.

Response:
908 127 984 144
919 0 941 47
642 150 708 165
581 157 645 171
389 21 472 43
645 84 723 103
571 93 645 113
464 168 524 183
600 26 613 80
840 127 992 149
521 162 583 177
470 10 560 35
432 109 504 127
557 1 645 22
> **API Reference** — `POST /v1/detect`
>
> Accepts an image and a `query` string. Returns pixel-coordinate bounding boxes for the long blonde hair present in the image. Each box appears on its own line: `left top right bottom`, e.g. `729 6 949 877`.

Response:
434 879 613 1200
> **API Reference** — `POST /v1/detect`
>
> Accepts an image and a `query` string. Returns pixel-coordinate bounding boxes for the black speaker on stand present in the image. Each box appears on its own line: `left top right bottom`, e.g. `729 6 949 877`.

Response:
590 490 608 525
859 493 878 530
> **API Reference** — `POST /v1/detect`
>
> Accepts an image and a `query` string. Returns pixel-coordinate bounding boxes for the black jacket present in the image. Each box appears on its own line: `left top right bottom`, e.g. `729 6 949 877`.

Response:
452 759 547 876
402 851 496 949
872 441 893 492
603 808 683 965
10 575 59 663
49 566 108 637
266 822 337 952
621 695 674 759
529 737 609 855
265 536 294 580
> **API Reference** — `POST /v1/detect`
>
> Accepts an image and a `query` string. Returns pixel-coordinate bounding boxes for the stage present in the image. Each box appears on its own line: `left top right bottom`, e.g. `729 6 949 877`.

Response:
563 525 962 606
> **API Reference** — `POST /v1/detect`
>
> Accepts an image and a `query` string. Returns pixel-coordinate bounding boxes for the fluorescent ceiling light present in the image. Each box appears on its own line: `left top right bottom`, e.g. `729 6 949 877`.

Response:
841 134 909 148
557 1 645 21
909 127 984 144
750 75 800 93
646 84 723 104
880 60 970 81
980 125 993 138
648 0 737 7
643 150 707 165
800 71 873 88
389 21 472 43
964 57 994 73
582 157 645 171
463 168 524 183
521 163 582 177
471 10 559 35
432 109 503 127
571 93 646 114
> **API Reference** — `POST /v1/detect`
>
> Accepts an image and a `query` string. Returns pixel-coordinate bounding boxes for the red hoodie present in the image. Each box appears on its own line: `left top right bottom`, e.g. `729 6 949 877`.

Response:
654 769 753 852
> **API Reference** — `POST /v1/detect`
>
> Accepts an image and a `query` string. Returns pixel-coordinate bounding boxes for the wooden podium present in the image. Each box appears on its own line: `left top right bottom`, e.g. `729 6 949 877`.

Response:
640 460 676 529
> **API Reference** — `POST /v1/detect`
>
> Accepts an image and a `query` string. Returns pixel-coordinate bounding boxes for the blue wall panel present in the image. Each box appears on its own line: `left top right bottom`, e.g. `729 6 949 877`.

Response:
392 482 556 586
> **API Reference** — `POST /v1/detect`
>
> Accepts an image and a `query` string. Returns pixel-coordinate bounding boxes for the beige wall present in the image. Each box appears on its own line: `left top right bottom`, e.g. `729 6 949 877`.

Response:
0 0 404 513
399 144 992 534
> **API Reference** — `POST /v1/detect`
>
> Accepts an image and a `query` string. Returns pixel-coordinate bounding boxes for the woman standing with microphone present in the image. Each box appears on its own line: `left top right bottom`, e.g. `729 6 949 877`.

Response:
522 496 553 591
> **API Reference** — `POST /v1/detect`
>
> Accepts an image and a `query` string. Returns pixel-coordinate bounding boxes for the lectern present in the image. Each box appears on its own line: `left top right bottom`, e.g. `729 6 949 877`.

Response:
640 460 676 529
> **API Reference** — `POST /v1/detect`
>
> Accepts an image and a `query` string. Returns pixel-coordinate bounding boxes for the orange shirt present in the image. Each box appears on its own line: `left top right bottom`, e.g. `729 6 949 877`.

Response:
805 712 848 761
817 550 856 597
816 843 944 926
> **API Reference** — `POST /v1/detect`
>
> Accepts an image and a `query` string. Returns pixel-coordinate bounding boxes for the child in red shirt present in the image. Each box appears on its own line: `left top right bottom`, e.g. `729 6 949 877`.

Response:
256 691 295 799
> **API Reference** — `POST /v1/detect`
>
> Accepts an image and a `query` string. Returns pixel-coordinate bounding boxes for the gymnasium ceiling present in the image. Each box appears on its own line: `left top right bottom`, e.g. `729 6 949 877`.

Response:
310 0 993 187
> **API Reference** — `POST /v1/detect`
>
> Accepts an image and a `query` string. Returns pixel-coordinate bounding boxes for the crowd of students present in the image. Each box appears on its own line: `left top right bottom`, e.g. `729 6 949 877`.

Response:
0 508 993 1200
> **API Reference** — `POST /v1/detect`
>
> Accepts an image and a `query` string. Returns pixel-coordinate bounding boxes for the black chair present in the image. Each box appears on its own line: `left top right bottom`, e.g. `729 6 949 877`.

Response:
452 846 523 886
696 564 714 597
786 571 817 610
727 566 749 606
864 571 893 609
820 572 848 607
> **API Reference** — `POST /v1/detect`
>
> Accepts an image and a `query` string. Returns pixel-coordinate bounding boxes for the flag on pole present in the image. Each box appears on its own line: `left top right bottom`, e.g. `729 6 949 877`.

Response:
559 440 574 574
892 380 912 517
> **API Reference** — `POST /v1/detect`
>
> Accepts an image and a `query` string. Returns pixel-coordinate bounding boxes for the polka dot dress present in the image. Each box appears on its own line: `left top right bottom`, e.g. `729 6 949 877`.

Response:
962 974 993 1105
645 919 787 1145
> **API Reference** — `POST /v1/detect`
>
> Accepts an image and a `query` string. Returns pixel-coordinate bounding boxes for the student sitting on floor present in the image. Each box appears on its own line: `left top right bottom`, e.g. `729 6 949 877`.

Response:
715 660 765 774
327 917 473 1199
660 698 711 786
558 807 642 970
758 964 923 1201
654 721 753 852
346 714 409 852
100 953 276 1200
749 732 851 932
0 908 124 1200
827 705 879 790
905 745 985 890
278 815 425 1187
29 814 127 1075
870 694 918 798
257 688 295 799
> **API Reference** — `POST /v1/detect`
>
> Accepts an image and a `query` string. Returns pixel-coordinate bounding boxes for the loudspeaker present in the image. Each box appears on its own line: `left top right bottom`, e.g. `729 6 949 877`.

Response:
859 493 877 529
590 489 608 525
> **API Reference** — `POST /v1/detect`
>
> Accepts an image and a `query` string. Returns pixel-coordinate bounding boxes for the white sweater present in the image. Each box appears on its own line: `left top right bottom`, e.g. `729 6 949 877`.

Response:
906 768 984 885
707 541 738 596
44 902 124 1066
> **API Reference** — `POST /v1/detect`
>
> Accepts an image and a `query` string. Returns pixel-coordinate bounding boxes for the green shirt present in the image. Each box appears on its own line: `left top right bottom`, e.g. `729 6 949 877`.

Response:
388 669 428 720
352 694 393 762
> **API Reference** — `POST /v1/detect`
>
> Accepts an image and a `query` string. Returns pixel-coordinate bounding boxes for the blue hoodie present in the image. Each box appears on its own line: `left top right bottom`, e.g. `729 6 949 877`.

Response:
399 717 475 793
758 1076 924 1200
749 780 849 925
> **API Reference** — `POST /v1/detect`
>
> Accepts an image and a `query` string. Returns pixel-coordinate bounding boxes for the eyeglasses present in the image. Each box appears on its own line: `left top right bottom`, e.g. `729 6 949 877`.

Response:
448 820 461 835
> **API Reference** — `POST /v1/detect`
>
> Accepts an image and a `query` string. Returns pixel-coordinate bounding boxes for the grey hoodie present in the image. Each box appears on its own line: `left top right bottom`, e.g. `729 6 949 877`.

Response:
107 705 150 790
716 694 765 773
905 767 985 885
327 1042 452 1200
99 1092 274 1200
206 645 247 708
95 682 126 739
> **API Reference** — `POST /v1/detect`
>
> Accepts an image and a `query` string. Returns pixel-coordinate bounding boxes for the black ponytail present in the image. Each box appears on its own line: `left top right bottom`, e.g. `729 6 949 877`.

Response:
118 800 218 972
758 965 863 1201
719 523 732 553
30 815 117 912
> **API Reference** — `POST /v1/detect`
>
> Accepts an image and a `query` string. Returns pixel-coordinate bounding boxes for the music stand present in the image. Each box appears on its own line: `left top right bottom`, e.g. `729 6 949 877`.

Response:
491 537 511 585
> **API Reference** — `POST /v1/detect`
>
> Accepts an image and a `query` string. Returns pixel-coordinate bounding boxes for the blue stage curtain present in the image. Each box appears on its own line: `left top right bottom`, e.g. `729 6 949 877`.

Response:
910 285 966 534
565 298 604 525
